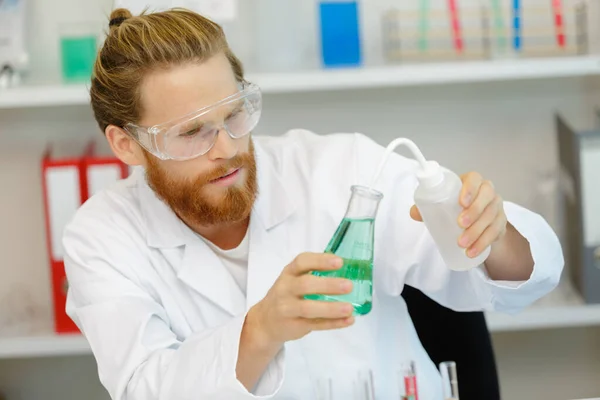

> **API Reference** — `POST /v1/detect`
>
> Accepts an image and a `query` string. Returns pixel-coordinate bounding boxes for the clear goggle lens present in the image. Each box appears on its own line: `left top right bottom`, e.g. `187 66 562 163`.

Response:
127 82 262 160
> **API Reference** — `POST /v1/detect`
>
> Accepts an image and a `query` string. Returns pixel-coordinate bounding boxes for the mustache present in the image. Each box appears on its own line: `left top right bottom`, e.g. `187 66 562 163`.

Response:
197 152 254 184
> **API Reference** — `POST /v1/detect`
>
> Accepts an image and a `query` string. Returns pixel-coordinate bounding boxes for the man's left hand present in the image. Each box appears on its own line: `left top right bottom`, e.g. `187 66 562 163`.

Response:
410 171 507 258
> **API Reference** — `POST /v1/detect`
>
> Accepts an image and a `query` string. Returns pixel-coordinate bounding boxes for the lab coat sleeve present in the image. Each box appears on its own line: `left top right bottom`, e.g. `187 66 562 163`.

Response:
352 133 564 314
63 209 284 400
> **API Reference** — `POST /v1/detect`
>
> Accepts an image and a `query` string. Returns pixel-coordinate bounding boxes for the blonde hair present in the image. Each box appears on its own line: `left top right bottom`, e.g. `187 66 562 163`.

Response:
90 8 244 133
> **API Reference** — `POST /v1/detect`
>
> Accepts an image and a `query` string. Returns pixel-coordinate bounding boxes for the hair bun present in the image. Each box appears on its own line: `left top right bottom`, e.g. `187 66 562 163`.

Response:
109 8 133 30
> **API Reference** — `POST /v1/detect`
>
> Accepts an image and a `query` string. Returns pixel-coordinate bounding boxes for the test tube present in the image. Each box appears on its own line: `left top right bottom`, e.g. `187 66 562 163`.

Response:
439 361 459 400
353 369 375 400
575 2 588 55
382 8 402 63
401 361 418 400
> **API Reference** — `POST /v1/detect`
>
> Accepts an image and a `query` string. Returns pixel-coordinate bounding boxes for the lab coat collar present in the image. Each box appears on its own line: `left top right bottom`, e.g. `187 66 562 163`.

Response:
136 139 297 248
250 140 297 232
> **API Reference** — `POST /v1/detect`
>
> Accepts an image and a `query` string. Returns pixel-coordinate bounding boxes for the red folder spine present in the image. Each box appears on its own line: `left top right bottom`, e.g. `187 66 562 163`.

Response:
41 139 127 334
41 146 84 334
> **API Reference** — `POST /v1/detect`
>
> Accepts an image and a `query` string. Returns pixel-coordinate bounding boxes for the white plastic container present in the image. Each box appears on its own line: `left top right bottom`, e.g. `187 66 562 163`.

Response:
414 160 491 271
254 0 315 72
371 138 491 272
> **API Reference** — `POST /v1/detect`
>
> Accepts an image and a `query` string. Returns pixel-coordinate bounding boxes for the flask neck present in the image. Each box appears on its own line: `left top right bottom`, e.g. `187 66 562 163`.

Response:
345 185 383 220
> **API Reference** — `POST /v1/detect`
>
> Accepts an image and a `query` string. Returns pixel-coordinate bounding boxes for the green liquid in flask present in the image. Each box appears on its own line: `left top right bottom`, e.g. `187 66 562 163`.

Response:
306 217 375 315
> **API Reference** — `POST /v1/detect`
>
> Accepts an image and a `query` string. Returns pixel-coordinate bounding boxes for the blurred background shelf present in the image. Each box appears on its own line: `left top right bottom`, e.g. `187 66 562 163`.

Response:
253 56 600 93
487 303 600 332
0 84 90 109
0 334 89 359
485 279 600 332
2 56 600 109
1 281 598 359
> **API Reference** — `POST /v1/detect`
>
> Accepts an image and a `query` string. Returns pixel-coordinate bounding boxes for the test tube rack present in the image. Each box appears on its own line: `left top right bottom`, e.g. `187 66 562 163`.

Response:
382 0 588 64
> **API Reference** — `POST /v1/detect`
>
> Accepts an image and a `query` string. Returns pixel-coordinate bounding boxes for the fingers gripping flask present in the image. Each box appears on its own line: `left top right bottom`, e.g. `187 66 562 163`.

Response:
372 138 491 272
305 185 383 316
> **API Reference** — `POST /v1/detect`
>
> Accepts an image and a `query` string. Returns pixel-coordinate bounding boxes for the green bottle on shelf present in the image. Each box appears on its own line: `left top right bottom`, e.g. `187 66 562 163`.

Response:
306 185 383 316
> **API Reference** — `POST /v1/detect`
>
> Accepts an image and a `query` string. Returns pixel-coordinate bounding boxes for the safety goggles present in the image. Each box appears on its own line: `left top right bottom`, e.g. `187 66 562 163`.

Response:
124 81 262 161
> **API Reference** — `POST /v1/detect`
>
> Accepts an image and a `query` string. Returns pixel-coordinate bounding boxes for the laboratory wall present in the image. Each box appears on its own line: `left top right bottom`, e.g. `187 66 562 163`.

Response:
1 0 600 399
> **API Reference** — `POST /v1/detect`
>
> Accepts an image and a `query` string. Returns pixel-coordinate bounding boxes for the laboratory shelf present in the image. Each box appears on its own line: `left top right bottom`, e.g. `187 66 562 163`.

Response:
486 304 600 333
0 309 599 359
0 283 598 359
0 333 90 359
252 56 600 94
1 56 600 109
0 83 90 109
486 280 600 333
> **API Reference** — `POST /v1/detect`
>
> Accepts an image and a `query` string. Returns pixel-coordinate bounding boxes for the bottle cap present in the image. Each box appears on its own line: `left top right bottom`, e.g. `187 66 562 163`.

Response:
415 160 444 187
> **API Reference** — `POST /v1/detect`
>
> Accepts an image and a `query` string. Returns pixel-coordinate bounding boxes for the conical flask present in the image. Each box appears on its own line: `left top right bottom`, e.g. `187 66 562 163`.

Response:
306 185 383 316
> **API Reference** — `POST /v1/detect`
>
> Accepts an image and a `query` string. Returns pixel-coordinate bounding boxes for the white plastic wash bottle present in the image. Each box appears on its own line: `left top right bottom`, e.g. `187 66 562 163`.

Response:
371 138 491 271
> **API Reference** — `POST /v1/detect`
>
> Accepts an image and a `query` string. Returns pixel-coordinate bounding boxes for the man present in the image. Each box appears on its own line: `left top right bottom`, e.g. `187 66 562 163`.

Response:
63 7 564 400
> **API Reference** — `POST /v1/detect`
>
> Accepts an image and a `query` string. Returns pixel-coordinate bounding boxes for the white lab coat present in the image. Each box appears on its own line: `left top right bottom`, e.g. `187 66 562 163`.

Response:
63 130 563 400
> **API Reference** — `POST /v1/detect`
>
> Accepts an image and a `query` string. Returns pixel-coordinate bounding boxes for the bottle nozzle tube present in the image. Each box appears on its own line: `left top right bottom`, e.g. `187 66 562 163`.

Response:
369 138 429 189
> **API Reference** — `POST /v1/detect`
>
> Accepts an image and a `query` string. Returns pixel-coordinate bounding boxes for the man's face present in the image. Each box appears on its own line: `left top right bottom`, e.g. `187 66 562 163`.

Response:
137 54 257 226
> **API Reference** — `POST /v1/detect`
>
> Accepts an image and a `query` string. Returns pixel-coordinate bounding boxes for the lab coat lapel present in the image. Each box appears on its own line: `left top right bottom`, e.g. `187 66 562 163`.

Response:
245 213 292 310
246 142 297 309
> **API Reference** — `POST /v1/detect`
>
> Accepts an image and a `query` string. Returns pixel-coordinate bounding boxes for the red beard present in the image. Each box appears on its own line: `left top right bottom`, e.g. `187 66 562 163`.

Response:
144 141 258 227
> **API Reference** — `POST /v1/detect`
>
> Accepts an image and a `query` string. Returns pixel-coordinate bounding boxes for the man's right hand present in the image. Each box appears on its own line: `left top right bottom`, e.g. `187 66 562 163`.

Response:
236 253 354 390
246 252 355 347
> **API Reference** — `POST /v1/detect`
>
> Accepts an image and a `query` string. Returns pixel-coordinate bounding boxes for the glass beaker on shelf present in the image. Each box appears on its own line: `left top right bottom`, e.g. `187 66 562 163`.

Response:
59 22 101 83
254 0 316 72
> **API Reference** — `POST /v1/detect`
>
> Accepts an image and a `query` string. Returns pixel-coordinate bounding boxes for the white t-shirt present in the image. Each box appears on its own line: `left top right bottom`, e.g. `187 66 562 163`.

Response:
199 231 250 295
